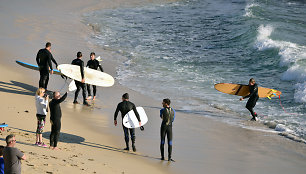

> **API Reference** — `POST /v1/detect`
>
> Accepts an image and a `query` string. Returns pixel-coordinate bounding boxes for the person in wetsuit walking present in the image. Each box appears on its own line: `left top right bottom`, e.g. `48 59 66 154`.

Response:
160 98 175 161
72 52 90 106
36 42 58 90
114 93 141 152
86 52 104 100
49 91 68 150
240 78 259 121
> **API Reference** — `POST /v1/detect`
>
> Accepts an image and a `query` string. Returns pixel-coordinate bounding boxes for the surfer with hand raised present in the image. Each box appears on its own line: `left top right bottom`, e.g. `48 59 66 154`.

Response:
114 93 141 152
240 78 259 121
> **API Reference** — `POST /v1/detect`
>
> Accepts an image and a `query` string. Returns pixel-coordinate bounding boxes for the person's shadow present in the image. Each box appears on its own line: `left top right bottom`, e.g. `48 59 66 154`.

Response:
6 127 159 160
0 80 36 96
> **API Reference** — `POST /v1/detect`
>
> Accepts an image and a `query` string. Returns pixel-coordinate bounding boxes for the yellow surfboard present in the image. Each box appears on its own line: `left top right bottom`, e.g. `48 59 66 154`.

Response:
214 83 281 98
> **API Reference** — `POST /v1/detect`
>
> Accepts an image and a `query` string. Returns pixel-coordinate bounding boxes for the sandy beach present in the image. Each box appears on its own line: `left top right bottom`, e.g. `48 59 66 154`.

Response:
0 0 306 174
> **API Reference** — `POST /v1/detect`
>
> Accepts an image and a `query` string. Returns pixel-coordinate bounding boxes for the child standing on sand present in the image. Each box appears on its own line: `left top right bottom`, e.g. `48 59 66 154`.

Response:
35 88 48 147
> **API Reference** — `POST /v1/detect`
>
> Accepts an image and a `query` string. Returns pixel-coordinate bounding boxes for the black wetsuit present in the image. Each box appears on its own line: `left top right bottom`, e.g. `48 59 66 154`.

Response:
243 83 259 119
160 107 175 160
36 48 58 89
86 59 104 97
49 92 67 147
114 100 141 149
71 58 86 103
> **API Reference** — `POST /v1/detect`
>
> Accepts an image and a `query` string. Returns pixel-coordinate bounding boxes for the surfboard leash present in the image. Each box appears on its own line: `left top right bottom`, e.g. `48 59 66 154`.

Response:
59 78 69 92
277 95 299 116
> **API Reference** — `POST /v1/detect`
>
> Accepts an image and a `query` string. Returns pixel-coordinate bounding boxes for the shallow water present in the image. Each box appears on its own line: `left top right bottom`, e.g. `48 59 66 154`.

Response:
83 0 306 140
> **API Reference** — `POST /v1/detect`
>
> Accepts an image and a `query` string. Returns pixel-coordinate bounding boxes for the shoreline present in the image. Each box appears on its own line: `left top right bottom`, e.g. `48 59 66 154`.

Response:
1 0 306 174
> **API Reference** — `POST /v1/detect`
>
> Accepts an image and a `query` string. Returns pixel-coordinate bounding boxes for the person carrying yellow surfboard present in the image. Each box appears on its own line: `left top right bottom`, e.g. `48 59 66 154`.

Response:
240 78 259 121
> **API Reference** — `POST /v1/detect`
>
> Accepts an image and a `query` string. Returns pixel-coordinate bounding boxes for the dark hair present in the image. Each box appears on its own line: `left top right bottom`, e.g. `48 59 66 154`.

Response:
46 42 51 48
90 52 95 56
163 98 171 105
77 52 82 58
0 145 4 156
5 134 15 144
249 78 255 83
122 93 129 99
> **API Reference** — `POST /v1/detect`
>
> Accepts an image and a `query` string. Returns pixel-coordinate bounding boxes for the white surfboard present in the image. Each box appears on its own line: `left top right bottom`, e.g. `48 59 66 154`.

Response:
123 107 148 128
58 64 115 87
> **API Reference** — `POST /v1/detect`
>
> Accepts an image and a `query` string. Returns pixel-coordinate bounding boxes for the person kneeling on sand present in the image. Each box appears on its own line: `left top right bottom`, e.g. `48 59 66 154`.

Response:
114 93 141 152
3 134 26 174
49 91 68 150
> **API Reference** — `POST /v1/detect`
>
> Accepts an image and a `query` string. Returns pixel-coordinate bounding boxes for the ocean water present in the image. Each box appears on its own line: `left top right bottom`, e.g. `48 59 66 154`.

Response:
83 0 306 141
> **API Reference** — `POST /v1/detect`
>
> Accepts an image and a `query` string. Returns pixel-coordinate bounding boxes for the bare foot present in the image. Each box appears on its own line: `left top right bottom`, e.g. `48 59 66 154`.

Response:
86 96 92 100
53 147 59 150
49 146 54 150
93 96 96 100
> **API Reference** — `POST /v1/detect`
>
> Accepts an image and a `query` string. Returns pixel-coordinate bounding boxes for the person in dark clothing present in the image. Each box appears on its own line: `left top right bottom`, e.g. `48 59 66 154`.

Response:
71 52 90 106
86 52 104 100
160 98 175 161
240 78 259 121
36 42 58 90
114 93 141 152
49 91 68 150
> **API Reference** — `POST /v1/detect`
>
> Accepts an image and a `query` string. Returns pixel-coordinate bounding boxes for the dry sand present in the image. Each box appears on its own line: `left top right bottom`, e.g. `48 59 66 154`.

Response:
0 0 306 174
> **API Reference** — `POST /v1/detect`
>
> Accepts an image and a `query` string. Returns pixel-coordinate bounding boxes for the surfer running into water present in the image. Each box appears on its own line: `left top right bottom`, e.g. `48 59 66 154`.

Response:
160 98 175 161
240 78 259 121
86 52 104 100
114 93 141 152
36 42 58 90
72 52 90 106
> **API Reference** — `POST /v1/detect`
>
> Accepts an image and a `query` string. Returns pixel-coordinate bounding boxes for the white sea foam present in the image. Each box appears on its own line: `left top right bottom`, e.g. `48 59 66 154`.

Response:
255 24 306 103
275 124 293 133
244 2 259 17
294 82 306 103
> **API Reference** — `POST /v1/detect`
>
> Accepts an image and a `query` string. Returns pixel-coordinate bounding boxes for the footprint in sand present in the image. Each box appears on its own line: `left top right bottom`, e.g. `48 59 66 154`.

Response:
29 152 38 155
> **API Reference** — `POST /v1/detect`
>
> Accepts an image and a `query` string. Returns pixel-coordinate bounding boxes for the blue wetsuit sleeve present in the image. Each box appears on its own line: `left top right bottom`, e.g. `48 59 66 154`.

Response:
160 108 164 118
172 108 176 122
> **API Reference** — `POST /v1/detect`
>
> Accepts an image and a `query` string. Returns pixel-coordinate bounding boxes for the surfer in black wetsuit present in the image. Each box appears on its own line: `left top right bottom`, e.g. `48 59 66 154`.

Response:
71 52 90 106
36 42 58 90
49 91 68 150
240 78 259 121
114 93 141 152
86 52 104 100
160 98 175 161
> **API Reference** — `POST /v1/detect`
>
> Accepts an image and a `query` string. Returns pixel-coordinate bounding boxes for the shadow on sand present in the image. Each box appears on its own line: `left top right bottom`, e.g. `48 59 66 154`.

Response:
6 127 160 160
0 80 36 96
